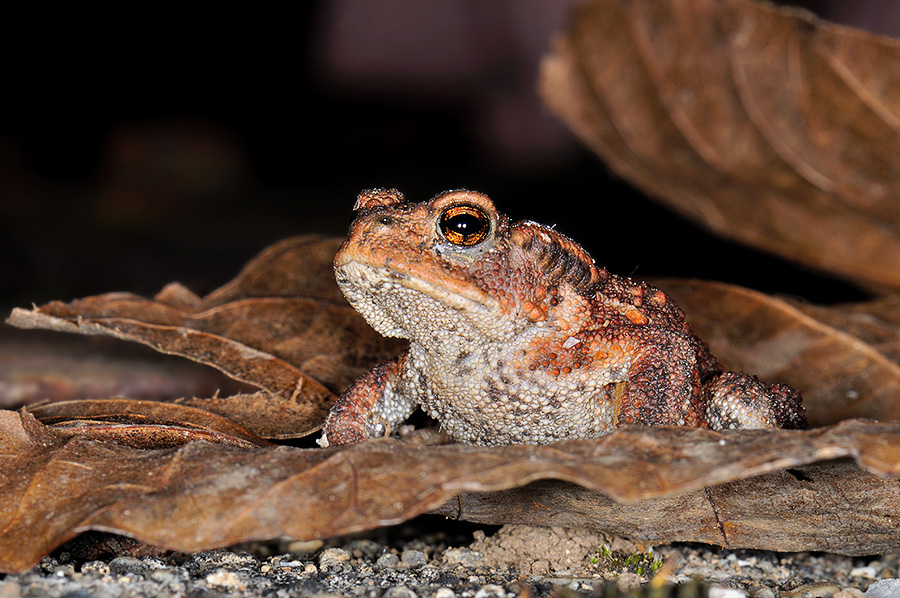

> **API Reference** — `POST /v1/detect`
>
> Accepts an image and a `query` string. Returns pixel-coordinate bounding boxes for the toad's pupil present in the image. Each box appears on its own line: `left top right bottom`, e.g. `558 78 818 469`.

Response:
450 215 478 234
440 207 489 246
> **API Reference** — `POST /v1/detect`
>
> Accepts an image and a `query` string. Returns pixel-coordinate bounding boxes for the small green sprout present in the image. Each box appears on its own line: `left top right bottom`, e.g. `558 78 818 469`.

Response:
587 544 663 580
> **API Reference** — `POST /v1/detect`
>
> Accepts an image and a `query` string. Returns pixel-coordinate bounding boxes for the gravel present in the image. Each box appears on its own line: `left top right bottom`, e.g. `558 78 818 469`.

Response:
0 518 897 597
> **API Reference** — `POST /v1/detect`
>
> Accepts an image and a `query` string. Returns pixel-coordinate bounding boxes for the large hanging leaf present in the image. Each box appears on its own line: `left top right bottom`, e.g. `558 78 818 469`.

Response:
540 0 900 291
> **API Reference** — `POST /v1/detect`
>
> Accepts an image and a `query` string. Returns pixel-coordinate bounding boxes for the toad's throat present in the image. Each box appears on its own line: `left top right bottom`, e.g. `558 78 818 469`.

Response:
336 258 499 314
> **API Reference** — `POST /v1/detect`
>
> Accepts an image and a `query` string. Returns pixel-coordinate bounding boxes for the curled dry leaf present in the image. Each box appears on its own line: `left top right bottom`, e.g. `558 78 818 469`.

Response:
0 328 247 409
659 279 900 427
0 410 899 573
6 236 403 439
540 0 900 291
28 399 271 449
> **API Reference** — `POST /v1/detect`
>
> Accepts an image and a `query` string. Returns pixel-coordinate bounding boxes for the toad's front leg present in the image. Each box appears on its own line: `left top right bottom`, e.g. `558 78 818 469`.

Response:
318 352 417 447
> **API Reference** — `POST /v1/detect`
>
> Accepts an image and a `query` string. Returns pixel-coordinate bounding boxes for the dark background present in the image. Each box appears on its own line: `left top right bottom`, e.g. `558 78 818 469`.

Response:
2 1 895 312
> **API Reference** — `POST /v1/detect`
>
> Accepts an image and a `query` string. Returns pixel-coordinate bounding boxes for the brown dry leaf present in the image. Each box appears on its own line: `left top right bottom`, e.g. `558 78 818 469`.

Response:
176 390 333 440
788 295 900 364
5 236 402 439
1 409 899 573
434 459 897 556
540 0 900 291
0 328 250 409
27 399 271 449
659 279 900 427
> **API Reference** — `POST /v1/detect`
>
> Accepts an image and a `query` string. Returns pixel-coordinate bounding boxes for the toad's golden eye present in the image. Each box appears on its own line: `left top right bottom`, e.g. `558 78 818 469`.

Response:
439 205 490 246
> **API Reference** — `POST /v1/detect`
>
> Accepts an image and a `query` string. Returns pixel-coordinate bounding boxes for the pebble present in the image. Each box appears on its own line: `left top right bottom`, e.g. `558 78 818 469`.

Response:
318 548 351 569
205 569 245 591
192 550 256 570
79 561 111 577
401 549 427 568
376 553 400 569
782 581 841 597
347 539 382 558
107 556 149 577
442 548 484 567
384 586 417 598
287 539 323 555
865 579 900 597
474 585 506 598
434 588 456 598
148 568 182 585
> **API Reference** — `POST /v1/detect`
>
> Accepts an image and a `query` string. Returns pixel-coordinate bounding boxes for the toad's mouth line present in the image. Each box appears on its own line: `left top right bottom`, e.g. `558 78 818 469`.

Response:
336 259 499 314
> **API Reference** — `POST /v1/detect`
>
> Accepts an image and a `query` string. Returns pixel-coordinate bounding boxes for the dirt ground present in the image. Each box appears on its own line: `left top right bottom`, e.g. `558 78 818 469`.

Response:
1 519 897 597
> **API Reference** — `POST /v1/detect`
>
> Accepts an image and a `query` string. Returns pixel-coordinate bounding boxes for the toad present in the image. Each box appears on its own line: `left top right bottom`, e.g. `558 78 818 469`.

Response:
319 189 806 447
